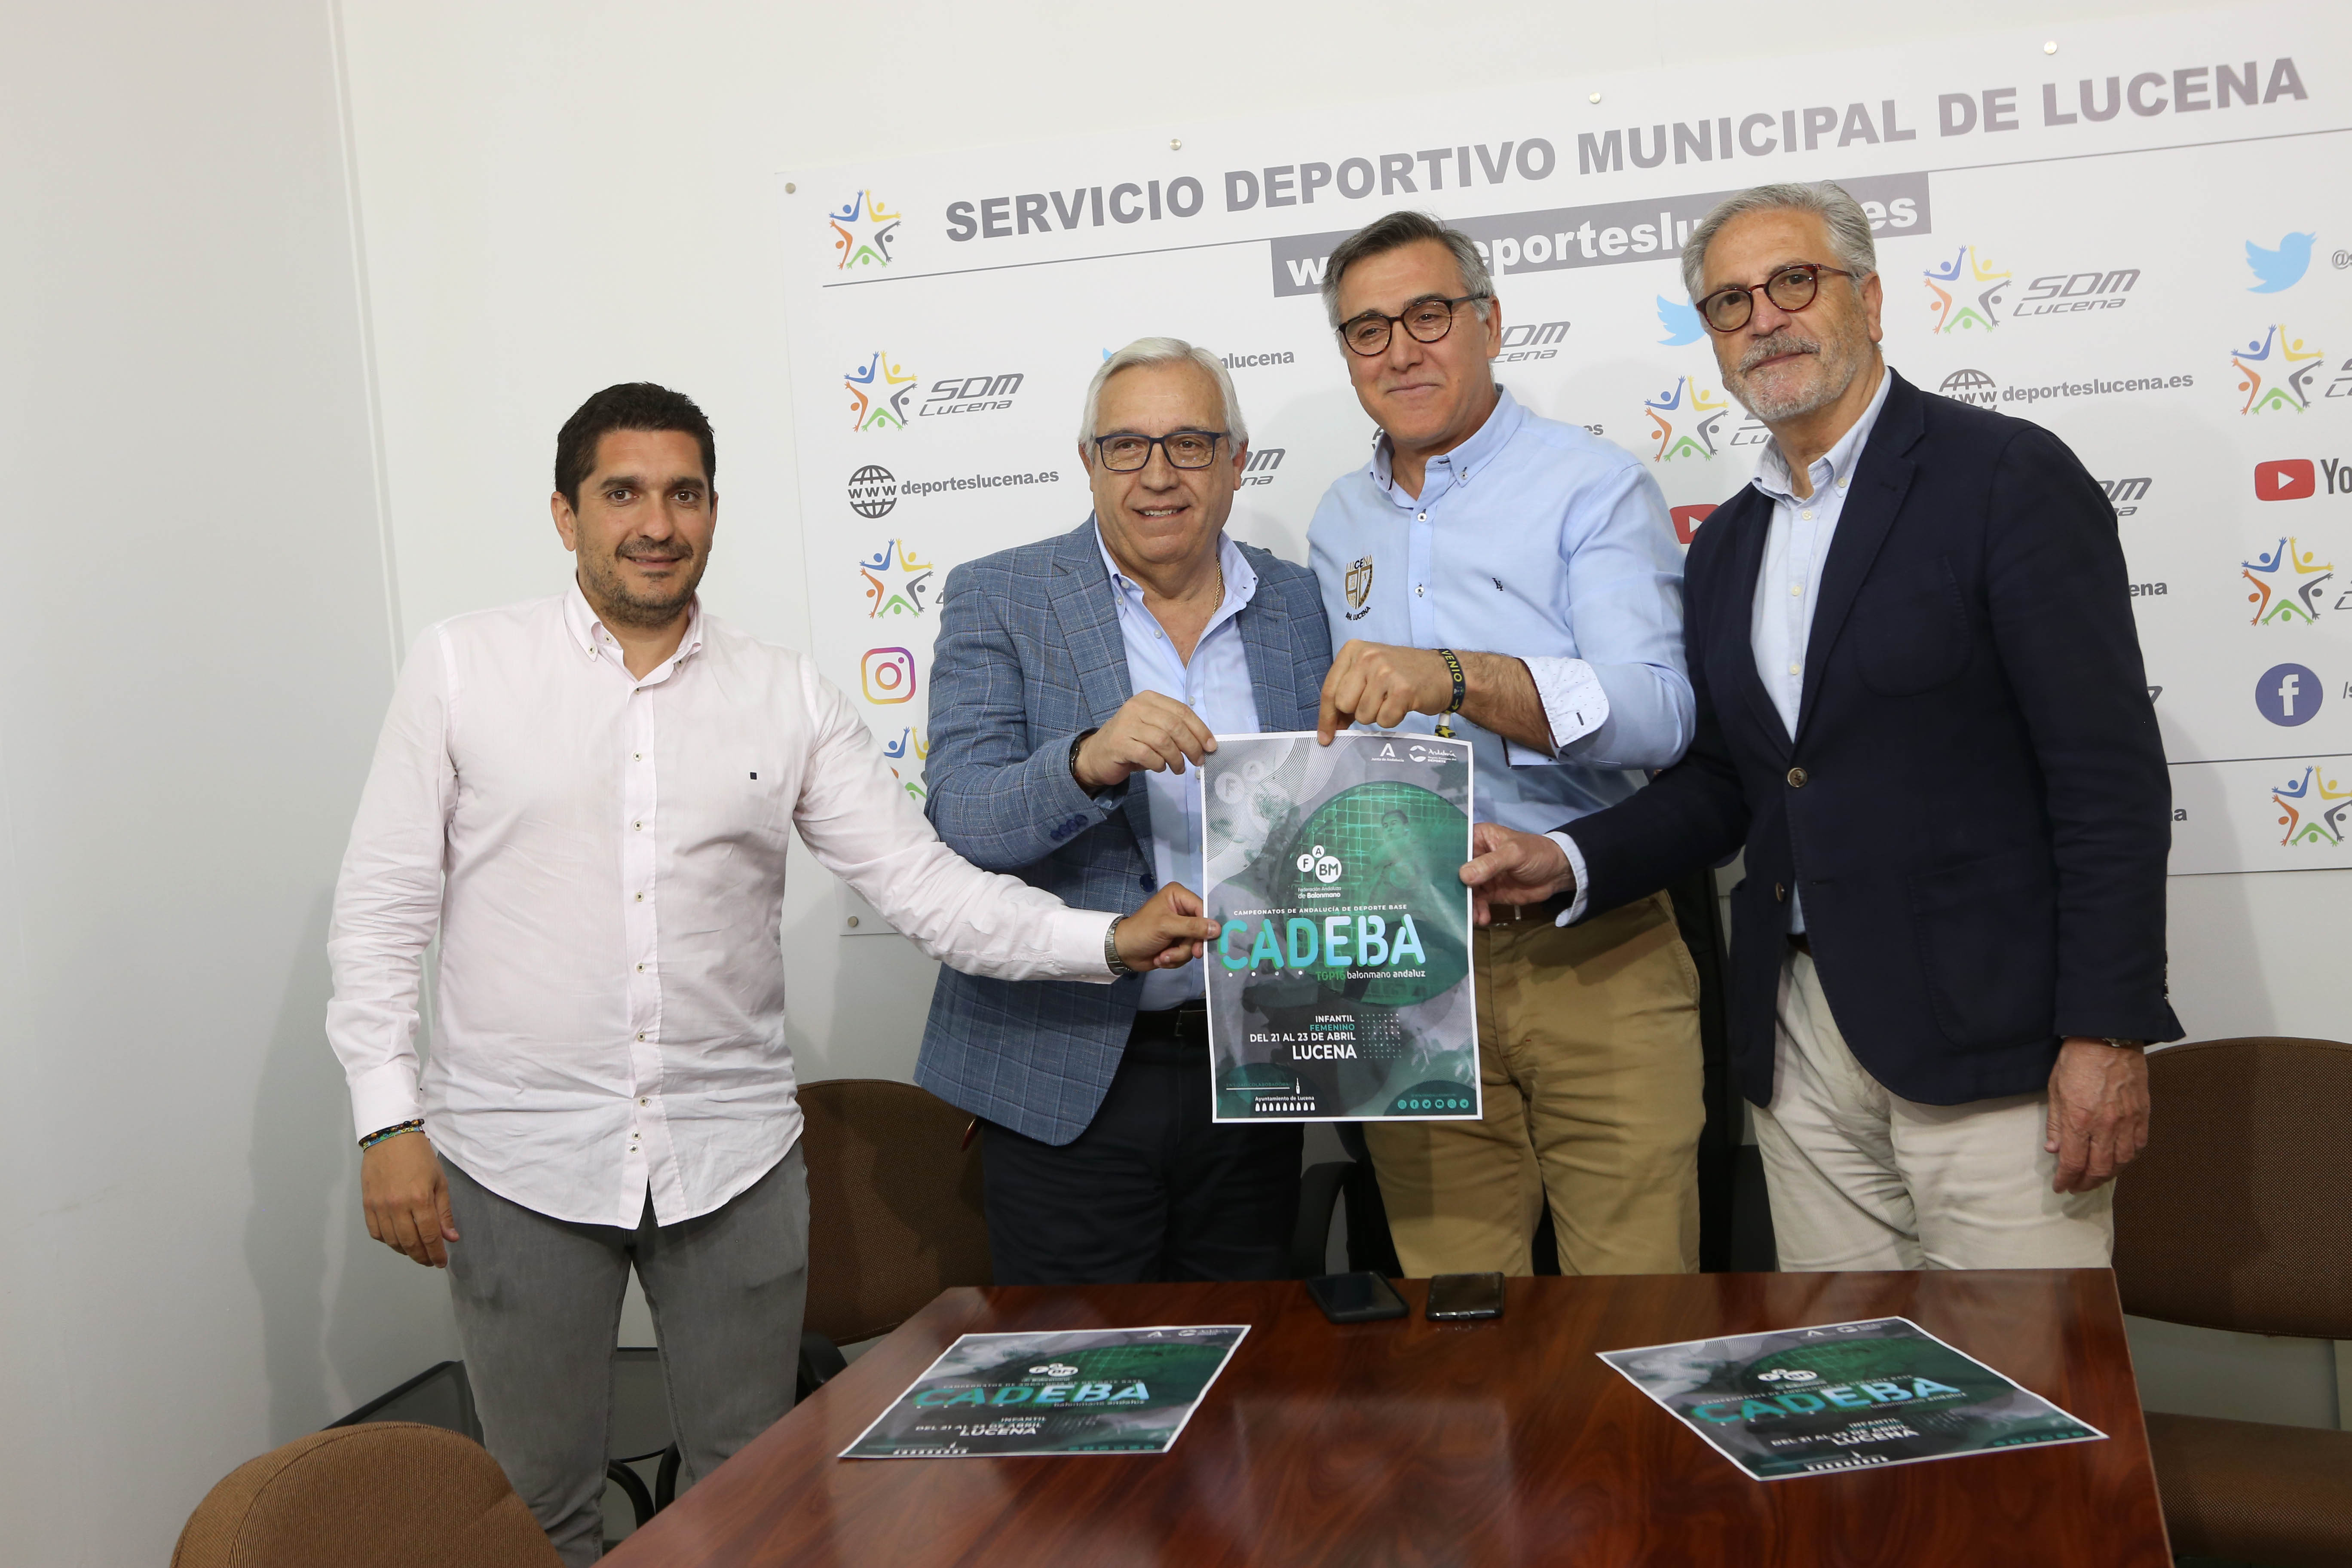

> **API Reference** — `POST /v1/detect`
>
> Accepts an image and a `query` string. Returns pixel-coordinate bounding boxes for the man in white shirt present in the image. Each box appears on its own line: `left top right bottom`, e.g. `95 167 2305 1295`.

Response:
327 383 1217 1562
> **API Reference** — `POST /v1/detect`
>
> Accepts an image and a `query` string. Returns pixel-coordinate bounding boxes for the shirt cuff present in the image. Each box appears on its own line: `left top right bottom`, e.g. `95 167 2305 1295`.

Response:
1543 831 1592 926
347 1061 425 1144
1504 657 1610 767
1053 907 1121 983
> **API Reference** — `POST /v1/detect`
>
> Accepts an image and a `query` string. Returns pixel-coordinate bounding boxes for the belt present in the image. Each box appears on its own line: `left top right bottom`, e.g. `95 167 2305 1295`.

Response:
1128 1002 1210 1048
1486 891 1576 927
1788 932 1812 956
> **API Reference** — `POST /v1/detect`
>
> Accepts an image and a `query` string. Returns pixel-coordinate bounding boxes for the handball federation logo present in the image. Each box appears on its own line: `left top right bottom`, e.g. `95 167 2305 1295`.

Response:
849 465 897 518
1923 245 2011 334
846 351 917 432
2232 324 2326 414
1295 844 1344 884
829 191 900 272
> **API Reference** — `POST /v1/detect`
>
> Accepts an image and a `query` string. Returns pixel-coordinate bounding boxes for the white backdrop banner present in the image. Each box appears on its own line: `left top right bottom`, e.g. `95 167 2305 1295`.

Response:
780 1 2351 882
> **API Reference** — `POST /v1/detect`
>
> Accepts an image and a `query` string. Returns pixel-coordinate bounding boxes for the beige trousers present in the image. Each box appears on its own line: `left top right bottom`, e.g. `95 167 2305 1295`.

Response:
1364 891 1704 1277
1754 949 2113 1272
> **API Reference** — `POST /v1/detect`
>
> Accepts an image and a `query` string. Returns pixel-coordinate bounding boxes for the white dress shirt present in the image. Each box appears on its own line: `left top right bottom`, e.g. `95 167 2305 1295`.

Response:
1551 368 1891 927
328 587 1115 1229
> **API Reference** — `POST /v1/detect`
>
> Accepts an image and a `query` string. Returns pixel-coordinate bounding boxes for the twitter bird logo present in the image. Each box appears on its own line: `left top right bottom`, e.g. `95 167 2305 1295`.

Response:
2246 233 2316 294
1657 296 1705 346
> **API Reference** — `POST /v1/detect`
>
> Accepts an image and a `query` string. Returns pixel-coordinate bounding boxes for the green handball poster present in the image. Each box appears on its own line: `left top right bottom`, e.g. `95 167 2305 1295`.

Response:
1200 730 1479 1123
1599 1317 2106 1481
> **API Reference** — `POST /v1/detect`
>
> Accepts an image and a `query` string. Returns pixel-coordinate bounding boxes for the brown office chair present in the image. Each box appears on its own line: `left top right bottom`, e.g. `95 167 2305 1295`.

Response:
172 1421 559 1568
796 1078 993 1386
2110 1036 2352 1568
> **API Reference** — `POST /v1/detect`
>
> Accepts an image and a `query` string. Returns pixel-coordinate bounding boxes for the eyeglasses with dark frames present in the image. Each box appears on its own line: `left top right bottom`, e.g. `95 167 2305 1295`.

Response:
1091 430 1229 472
1695 264 1857 333
1336 294 1490 357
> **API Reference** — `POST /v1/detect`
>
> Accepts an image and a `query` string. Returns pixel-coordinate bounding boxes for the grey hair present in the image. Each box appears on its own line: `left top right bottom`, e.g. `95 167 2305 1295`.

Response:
1078 337 1249 449
1679 181 1878 303
1319 210 1495 330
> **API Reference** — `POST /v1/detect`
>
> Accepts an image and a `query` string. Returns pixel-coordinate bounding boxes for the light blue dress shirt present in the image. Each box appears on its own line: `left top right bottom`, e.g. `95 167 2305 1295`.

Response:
1554 365 1891 927
1093 524 1262 1008
1306 387 1695 837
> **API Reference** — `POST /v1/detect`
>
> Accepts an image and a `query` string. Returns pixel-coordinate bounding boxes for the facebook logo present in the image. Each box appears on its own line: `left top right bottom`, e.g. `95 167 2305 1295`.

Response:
2254 662 2323 726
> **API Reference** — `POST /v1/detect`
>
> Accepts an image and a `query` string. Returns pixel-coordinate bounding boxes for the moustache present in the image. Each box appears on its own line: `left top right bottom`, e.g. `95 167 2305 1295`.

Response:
1739 334 1821 373
619 545 691 563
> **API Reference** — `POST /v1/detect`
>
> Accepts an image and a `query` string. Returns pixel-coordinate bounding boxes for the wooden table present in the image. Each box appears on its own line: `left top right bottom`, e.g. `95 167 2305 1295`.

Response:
607 1271 2171 1567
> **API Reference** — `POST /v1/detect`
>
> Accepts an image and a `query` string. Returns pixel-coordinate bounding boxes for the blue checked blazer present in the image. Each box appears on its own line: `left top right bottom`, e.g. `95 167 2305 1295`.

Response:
915 519 1333 1145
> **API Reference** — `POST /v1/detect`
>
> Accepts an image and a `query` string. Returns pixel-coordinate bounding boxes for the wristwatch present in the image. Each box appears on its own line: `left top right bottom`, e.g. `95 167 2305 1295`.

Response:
1104 914 1138 979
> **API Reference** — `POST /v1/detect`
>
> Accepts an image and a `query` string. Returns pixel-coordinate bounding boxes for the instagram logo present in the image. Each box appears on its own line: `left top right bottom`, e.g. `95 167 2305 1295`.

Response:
861 647 917 704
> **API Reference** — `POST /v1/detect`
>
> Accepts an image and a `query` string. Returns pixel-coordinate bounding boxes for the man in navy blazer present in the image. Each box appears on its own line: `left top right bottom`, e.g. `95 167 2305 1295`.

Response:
1466 184 2181 1271
917 339 1334 1284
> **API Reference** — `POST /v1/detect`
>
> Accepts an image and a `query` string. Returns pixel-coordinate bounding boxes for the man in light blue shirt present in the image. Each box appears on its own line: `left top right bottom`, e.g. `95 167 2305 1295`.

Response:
1306 211 1705 1280
918 338 1333 1283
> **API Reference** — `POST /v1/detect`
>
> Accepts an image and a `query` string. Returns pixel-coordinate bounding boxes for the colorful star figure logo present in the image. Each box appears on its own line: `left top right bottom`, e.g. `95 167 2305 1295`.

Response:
2272 763 2352 846
859 539 934 619
2243 537 2335 625
1923 245 2011 334
846 350 917 432
1644 375 1730 461
882 727 928 801
2231 324 2327 414
829 190 900 272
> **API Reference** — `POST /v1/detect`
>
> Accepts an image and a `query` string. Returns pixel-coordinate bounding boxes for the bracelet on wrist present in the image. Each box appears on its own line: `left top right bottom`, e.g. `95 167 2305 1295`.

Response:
1433 648 1467 739
1069 729 1103 796
359 1118 423 1152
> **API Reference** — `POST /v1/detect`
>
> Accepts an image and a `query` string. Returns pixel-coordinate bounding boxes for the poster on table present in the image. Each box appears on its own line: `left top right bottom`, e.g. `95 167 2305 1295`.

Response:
1197 729 1479 1122
1599 1317 2105 1481
840 1326 1247 1459
781 2 2352 899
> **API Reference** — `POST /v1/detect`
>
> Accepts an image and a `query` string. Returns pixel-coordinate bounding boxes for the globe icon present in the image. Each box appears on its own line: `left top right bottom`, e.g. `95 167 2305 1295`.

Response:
848 464 897 519
1938 368 1996 398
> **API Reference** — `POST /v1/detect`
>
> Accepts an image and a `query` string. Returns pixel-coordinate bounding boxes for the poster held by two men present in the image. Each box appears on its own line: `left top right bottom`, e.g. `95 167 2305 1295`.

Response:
1199 729 1480 1124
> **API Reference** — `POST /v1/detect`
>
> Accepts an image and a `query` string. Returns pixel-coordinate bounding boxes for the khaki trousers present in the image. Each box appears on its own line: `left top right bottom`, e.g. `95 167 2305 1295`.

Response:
1754 949 2113 1272
1364 891 1704 1277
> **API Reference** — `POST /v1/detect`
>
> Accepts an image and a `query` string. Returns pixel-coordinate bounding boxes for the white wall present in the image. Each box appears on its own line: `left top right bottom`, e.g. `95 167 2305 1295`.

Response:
3 2 2338 1562
0 3 457 1563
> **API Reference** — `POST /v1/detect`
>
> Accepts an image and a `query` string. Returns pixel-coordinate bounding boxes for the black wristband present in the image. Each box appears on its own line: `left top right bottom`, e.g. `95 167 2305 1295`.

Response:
1069 728 1102 795
1434 648 1467 738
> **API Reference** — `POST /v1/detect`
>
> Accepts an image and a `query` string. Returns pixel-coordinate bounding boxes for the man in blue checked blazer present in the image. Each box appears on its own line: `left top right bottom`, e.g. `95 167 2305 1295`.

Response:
917 338 1334 1284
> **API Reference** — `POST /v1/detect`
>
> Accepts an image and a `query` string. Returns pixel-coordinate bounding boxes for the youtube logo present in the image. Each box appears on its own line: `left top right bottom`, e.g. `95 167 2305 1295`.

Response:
2256 458 2316 501
1670 504 1716 545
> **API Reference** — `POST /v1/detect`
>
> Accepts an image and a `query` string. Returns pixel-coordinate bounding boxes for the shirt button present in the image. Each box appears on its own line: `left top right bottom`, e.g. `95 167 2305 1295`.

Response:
639 1097 649 1106
1774 882 1787 902
634 892 645 902
633 821 643 830
1801 510 1814 521
633 752 643 760
1787 766 1810 788
636 1032 647 1042
1415 585 1425 597
635 963 646 972
1787 662 1801 676
1790 584 1803 597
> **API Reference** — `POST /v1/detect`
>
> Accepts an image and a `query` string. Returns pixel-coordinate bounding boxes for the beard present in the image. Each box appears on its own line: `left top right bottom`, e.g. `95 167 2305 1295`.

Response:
580 540 706 628
1721 319 1868 423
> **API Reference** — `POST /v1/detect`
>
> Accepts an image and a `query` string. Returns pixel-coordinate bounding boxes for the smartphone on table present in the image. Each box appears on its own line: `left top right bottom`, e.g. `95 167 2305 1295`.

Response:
1425 1271 1505 1320
1305 1271 1408 1323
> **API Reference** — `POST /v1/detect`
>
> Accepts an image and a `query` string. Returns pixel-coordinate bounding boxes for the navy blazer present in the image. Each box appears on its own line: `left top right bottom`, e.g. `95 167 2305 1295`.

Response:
915 520 1333 1145
1568 371 2182 1107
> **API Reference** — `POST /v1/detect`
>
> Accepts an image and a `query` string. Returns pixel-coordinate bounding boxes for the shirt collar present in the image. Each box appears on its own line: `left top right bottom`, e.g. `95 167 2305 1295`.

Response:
1092 520 1257 621
563 580 704 675
1368 385 1525 502
1751 363 1893 506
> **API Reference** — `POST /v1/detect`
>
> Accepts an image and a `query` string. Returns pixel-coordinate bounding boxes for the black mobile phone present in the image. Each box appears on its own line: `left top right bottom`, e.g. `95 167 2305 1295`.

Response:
1426 1271 1506 1320
1305 1271 1409 1323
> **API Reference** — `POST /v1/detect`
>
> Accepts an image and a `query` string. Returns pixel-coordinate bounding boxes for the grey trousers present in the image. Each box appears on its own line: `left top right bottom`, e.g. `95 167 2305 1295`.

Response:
442 1146 808 1565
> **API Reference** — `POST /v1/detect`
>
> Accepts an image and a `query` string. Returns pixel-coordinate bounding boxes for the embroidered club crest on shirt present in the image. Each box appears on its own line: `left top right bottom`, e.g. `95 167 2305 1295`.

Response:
1344 556 1375 620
